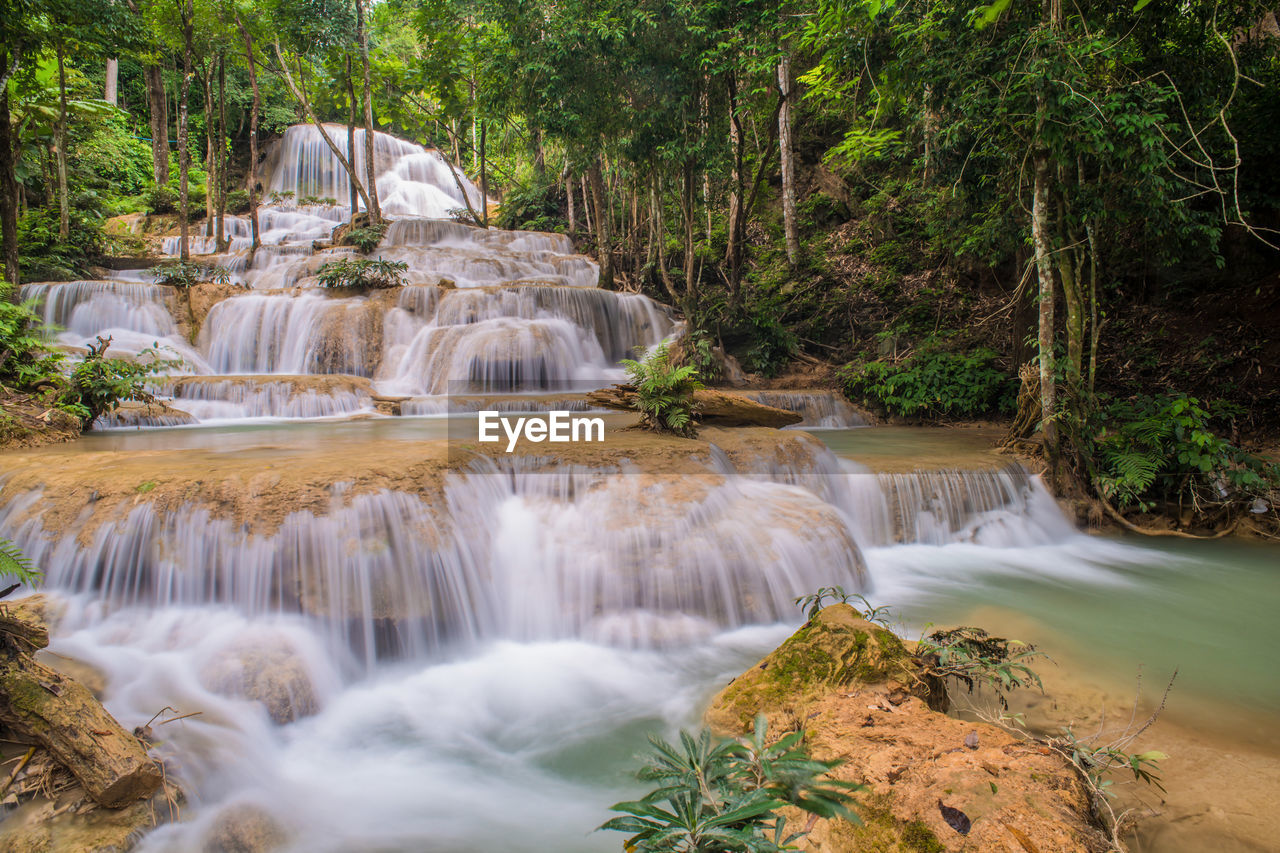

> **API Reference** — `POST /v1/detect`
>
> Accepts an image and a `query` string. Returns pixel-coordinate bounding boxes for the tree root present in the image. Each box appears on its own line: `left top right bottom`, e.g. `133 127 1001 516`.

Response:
1096 491 1239 540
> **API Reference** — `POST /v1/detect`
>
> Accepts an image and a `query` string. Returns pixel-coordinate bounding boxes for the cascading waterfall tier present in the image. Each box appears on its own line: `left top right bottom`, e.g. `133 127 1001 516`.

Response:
22 123 672 425
0 428 1076 667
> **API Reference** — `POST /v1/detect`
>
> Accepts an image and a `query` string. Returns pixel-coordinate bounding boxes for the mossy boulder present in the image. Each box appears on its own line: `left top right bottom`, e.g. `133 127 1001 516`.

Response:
707 604 943 733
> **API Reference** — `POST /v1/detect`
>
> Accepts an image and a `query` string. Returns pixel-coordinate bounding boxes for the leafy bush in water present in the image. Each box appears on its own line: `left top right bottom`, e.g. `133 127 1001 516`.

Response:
316 258 408 290
1089 393 1279 512
601 716 861 853
917 626 1046 710
622 343 703 437
58 335 180 429
838 348 1015 419
151 260 231 289
339 222 388 254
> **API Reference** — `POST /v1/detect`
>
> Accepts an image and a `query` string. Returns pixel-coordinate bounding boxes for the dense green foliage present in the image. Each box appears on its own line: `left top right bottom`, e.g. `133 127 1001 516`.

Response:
839 348 1015 420
1087 394 1280 513
621 343 703 437
316 257 408 290
338 222 389 254
601 716 861 852
56 336 177 428
0 296 64 389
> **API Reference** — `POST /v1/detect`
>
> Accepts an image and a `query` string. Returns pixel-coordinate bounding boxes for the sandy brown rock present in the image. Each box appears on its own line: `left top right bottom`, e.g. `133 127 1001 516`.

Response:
201 644 318 724
706 605 1108 853
0 392 81 450
0 780 180 853
585 386 803 428
202 804 288 853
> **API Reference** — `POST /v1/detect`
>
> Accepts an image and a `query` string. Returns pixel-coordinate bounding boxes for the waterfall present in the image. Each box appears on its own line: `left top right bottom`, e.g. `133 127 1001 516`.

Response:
739 390 870 429
158 376 375 420
264 125 484 218
21 280 176 338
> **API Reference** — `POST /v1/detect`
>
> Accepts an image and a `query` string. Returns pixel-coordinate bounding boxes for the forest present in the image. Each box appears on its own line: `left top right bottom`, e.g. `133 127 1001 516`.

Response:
1 0 1278 531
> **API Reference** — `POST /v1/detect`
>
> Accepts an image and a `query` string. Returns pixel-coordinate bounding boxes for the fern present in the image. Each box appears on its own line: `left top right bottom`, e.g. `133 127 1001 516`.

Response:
0 539 41 586
621 343 704 438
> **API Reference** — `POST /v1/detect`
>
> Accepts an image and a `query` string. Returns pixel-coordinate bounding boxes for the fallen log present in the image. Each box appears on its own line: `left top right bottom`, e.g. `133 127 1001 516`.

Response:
585 385 803 428
0 610 162 808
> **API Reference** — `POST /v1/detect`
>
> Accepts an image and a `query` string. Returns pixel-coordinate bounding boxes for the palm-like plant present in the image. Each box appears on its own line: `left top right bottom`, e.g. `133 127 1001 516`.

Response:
601 717 862 852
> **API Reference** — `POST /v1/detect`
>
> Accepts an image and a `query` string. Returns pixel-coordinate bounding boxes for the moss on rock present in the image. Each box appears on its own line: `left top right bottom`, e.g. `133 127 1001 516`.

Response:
707 604 938 732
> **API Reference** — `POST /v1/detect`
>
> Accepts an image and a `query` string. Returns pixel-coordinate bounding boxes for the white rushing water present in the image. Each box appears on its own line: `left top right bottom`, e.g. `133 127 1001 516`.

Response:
0 424 1186 852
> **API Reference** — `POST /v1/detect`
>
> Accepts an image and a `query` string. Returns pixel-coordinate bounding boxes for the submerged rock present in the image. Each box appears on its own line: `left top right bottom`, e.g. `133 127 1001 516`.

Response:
201 804 288 853
706 605 1109 853
201 643 319 724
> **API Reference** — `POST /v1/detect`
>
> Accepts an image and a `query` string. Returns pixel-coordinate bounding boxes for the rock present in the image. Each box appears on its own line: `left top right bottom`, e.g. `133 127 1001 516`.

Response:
201 645 318 724
97 400 197 429
0 781 180 853
706 605 944 733
202 804 287 853
584 386 803 428
705 605 1109 853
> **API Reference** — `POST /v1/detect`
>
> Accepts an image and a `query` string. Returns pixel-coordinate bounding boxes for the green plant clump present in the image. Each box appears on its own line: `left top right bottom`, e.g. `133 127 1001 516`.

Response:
316 257 409 290
621 342 703 437
0 295 64 389
601 716 862 853
916 626 1046 710
838 347 1015 419
1087 393 1280 513
57 335 179 429
340 222 389 253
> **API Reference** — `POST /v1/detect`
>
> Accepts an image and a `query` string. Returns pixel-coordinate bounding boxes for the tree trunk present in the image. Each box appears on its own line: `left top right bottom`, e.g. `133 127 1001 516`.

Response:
55 45 70 240
725 77 745 300
145 65 169 187
0 54 19 289
203 62 216 237
564 163 575 235
1031 151 1057 454
581 175 592 236
216 55 228 251
345 59 359 211
104 59 119 105
356 0 381 223
236 16 260 253
178 5 194 261
588 158 612 289
652 172 676 300
479 120 488 226
777 54 800 267
272 41 373 215
0 649 162 808
681 160 697 299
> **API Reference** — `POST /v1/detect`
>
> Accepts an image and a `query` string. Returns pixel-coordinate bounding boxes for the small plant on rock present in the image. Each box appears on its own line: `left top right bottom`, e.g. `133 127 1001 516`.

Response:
316 257 408 290
916 626 1046 710
58 336 180 429
600 715 862 852
621 343 703 438
340 222 389 253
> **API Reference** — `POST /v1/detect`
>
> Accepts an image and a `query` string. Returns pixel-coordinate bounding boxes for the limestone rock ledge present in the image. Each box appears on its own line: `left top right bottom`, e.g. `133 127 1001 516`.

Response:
706 605 1109 853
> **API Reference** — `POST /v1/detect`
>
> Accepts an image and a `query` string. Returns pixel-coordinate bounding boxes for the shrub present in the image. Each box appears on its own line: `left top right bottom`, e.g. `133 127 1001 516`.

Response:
600 716 862 853
497 181 564 232
58 336 179 429
0 293 64 389
316 257 408 290
225 189 251 214
16 209 104 282
147 185 178 215
839 348 1015 419
339 222 388 254
151 261 231 289
1088 393 1280 513
621 343 703 437
916 626 1046 710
